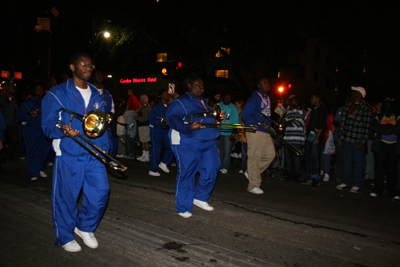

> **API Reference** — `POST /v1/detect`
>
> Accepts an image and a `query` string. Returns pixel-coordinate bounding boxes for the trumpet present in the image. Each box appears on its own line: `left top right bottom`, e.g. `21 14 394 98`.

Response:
252 114 302 156
59 108 127 171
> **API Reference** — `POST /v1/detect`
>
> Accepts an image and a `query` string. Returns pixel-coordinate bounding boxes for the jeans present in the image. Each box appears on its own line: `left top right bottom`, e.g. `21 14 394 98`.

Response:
373 142 399 197
305 141 321 176
217 135 233 171
321 153 331 173
365 139 375 179
285 144 303 175
334 140 343 179
342 141 365 188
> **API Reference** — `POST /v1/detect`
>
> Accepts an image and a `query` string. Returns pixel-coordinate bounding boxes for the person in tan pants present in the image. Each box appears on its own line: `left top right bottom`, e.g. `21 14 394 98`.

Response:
242 78 276 194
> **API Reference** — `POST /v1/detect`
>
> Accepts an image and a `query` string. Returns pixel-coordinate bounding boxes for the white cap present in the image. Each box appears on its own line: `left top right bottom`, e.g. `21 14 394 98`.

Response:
351 86 366 98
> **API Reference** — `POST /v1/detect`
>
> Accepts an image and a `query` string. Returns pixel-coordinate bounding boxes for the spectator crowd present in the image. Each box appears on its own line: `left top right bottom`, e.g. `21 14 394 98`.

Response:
1 75 399 201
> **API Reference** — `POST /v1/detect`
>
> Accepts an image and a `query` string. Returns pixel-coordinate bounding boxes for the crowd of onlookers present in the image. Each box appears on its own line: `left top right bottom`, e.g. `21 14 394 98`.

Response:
1 78 399 200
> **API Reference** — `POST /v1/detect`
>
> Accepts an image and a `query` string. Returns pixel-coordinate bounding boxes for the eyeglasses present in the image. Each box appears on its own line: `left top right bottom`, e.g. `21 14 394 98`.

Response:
78 62 95 69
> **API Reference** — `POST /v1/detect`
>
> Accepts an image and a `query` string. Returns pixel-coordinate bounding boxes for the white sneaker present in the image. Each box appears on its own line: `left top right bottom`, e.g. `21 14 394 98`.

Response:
74 227 98 249
30 177 38 181
323 173 330 182
238 170 244 174
193 199 214 211
158 162 170 173
370 192 378 197
47 162 54 166
110 161 118 167
116 154 124 158
248 187 264 194
393 196 400 200
62 240 81 252
231 152 238 158
350 186 360 193
139 156 150 163
149 171 161 176
39 171 47 178
244 171 249 180
178 211 192 218
336 183 349 190
136 154 145 161
220 169 228 174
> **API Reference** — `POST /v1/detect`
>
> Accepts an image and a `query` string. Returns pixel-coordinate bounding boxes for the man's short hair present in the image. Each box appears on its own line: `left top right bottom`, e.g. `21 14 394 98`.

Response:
70 52 91 65
182 73 202 91
158 89 168 96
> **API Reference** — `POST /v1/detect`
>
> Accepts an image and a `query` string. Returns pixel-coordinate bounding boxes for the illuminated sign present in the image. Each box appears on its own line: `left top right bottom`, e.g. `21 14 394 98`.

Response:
14 72 22 79
1 70 9 78
120 77 158 84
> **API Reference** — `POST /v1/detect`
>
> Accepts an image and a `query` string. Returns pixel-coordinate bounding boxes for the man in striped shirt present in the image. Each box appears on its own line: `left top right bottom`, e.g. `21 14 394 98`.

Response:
283 96 305 181
336 86 372 193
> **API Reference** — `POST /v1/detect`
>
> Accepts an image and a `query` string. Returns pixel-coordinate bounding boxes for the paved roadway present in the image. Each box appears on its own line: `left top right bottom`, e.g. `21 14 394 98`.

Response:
1 157 399 267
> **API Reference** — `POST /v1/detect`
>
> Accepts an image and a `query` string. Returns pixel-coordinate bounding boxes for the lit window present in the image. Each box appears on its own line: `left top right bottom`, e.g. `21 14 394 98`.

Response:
157 53 167 62
215 69 229 78
277 71 281 78
215 47 230 57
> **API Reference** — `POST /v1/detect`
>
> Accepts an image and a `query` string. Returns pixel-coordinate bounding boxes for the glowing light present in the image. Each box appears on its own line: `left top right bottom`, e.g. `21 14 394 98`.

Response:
162 68 167 75
278 86 284 92
103 31 110 38
120 77 158 84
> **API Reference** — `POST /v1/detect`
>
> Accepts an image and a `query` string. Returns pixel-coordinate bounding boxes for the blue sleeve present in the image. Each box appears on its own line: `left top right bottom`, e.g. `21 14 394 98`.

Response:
149 105 159 126
242 97 270 126
17 101 35 122
41 89 67 139
166 99 193 135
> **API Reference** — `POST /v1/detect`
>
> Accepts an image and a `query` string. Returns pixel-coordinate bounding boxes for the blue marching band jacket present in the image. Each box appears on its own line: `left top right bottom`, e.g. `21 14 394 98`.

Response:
166 92 220 147
42 79 110 157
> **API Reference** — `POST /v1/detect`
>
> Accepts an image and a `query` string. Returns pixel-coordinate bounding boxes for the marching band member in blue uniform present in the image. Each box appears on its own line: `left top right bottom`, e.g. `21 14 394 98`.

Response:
42 52 110 252
166 73 221 218
17 84 52 180
148 89 174 176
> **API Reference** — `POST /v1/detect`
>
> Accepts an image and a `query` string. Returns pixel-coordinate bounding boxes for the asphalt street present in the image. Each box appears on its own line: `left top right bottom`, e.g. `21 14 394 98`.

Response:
1 156 400 267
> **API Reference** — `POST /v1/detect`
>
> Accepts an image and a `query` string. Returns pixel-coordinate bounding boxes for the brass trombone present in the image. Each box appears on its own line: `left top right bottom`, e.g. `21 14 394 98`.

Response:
252 112 302 156
255 110 285 133
58 109 127 171
185 104 223 123
158 104 257 132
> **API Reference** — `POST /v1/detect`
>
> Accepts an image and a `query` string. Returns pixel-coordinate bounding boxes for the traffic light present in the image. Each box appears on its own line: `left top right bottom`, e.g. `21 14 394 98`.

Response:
176 61 182 69
161 68 167 75
278 86 284 93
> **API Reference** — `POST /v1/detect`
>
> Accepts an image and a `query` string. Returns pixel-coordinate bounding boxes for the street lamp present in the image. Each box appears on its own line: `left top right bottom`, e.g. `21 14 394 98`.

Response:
92 30 111 65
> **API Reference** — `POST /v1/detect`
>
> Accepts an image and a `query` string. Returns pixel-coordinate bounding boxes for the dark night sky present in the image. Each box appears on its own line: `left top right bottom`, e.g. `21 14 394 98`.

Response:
2 1 400 94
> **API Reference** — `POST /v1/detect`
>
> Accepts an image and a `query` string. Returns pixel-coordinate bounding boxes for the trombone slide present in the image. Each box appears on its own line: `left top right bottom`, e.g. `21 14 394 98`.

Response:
56 124 127 171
